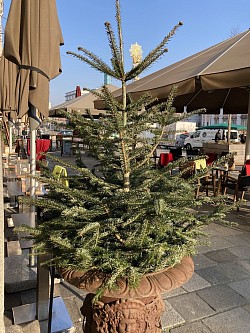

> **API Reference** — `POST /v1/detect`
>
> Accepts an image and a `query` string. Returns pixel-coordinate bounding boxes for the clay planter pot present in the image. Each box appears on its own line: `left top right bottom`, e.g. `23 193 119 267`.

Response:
59 256 194 333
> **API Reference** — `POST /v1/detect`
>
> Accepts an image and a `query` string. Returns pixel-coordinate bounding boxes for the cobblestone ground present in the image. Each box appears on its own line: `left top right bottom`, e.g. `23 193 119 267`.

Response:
4 149 250 332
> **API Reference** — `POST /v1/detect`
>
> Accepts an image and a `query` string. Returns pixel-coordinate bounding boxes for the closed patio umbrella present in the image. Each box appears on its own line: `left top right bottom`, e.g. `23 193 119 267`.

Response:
75 85 81 98
0 55 18 153
94 29 250 159
3 0 64 327
4 0 64 199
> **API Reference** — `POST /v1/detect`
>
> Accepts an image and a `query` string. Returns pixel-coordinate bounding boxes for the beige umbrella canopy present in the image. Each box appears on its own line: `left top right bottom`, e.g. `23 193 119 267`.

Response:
49 84 119 118
4 0 64 119
94 29 250 159
94 29 250 115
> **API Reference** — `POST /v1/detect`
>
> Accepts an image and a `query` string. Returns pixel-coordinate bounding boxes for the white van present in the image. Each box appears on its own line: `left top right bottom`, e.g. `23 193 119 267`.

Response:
184 129 239 150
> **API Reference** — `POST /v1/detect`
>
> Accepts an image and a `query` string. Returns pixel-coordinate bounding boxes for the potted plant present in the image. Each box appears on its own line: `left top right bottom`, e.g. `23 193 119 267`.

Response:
19 1 232 331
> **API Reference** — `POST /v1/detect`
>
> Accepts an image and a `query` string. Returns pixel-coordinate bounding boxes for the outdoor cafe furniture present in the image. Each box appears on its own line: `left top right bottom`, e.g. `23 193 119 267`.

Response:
27 138 51 170
222 173 250 206
11 212 37 267
158 152 174 168
218 159 250 201
179 157 218 197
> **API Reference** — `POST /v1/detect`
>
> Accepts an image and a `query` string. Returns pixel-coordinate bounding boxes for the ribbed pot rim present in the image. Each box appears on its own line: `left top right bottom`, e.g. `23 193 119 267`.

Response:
58 256 194 299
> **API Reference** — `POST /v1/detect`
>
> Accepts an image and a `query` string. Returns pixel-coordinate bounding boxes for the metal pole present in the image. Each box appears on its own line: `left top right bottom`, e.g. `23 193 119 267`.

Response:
36 254 50 323
8 122 12 153
29 107 37 218
28 106 50 325
245 90 250 161
227 114 232 144
48 266 55 333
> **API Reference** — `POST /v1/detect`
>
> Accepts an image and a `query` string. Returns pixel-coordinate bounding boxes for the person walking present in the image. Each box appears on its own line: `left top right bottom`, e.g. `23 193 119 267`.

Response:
240 131 246 143
215 129 222 143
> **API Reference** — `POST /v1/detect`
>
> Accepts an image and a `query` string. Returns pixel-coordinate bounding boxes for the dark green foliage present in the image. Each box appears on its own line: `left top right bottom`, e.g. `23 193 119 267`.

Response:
18 0 233 298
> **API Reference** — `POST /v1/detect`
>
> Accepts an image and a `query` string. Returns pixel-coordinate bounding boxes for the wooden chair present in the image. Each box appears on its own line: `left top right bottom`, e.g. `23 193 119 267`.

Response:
179 159 213 197
241 159 250 176
222 173 250 206
52 165 69 187
206 153 217 166
194 158 215 197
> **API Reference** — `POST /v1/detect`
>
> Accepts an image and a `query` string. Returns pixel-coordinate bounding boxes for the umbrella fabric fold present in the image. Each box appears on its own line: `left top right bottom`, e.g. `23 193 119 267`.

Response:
4 0 64 118
0 55 18 113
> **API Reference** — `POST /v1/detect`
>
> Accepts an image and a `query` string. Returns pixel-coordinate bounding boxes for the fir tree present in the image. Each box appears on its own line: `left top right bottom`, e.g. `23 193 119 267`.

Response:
19 0 234 299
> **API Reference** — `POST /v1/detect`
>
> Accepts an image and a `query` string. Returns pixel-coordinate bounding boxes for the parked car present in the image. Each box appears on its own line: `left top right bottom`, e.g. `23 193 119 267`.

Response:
175 133 190 147
57 130 73 140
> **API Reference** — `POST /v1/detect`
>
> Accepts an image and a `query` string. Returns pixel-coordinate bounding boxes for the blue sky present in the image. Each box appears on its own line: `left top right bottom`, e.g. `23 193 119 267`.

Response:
2 0 250 106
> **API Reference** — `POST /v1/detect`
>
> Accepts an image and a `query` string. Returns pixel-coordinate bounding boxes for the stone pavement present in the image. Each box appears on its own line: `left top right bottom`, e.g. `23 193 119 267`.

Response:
4 150 250 332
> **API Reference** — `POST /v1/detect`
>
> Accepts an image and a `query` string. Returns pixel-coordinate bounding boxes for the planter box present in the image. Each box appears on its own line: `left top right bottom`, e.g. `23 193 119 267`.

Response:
202 142 245 166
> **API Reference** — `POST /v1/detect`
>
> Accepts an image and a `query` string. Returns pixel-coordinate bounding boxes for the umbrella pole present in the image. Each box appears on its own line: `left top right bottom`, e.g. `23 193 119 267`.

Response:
245 90 250 161
28 116 37 270
29 118 36 217
9 121 13 153
227 114 232 144
29 107 50 324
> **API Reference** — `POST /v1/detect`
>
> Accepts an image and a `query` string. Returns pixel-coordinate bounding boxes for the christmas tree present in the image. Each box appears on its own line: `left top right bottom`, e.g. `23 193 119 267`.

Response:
20 0 232 299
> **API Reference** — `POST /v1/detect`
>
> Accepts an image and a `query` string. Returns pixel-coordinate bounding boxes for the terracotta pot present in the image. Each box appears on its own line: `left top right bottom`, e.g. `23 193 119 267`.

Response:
58 256 194 333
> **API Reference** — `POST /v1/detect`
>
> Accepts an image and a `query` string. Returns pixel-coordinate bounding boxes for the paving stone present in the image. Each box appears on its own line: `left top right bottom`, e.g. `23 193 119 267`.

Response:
205 249 240 262
4 310 14 327
238 259 250 272
5 325 23 333
196 244 214 254
182 272 211 292
224 234 250 247
6 240 22 256
5 292 22 311
170 321 212 332
53 283 62 298
193 253 216 269
73 295 85 316
228 245 250 259
20 289 36 305
4 255 37 293
161 300 185 329
203 308 250 333
206 236 235 251
197 284 248 311
63 297 83 325
73 321 84 333
233 232 250 243
162 287 186 299
229 279 250 300
20 320 40 333
204 223 243 236
243 304 250 314
196 265 232 285
57 281 87 300
219 261 250 281
167 292 215 322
